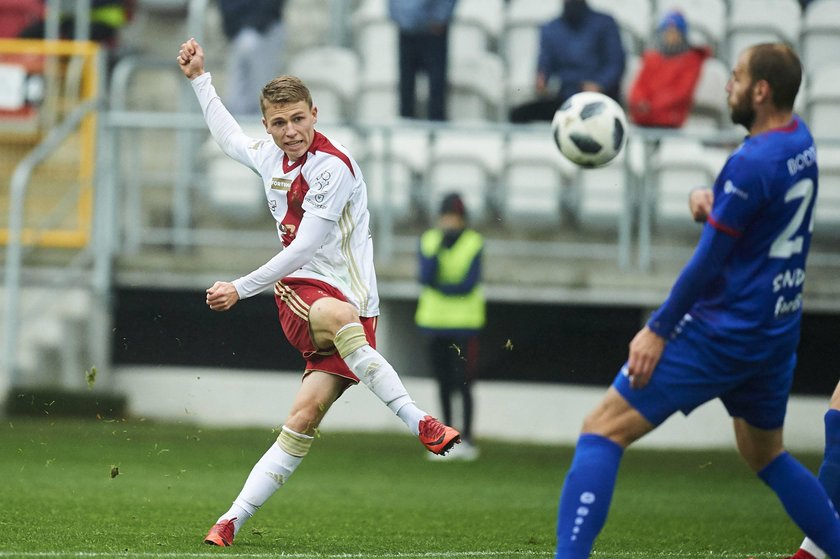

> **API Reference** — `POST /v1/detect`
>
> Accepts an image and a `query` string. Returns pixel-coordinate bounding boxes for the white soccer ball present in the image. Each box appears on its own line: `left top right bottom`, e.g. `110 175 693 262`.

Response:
551 91 628 168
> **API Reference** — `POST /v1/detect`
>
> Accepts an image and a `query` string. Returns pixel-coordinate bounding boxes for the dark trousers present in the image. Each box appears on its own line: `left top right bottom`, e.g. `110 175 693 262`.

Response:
397 28 449 121
509 98 562 123
429 334 478 442
19 20 118 44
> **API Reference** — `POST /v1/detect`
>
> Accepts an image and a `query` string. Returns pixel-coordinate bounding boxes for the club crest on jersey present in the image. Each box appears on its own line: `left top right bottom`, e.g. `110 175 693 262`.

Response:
312 170 332 190
271 177 292 191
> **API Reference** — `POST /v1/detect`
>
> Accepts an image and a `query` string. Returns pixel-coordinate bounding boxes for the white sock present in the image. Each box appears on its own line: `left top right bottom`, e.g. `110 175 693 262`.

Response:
341 343 427 435
801 538 827 559
397 401 427 436
218 442 303 535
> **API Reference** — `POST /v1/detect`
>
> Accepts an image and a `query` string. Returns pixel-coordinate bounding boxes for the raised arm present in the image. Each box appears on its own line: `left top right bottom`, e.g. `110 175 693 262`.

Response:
176 38 260 171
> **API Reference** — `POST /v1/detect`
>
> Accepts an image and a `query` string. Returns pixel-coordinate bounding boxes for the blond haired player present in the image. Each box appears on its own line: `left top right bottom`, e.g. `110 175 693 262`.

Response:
176 37 460 547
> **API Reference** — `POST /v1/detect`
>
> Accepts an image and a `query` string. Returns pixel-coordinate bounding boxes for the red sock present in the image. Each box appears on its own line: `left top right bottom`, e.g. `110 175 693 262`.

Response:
792 549 817 559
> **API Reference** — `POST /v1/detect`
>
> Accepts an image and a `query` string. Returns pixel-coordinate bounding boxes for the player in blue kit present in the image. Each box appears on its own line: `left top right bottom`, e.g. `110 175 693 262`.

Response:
554 42 840 558
777 381 840 559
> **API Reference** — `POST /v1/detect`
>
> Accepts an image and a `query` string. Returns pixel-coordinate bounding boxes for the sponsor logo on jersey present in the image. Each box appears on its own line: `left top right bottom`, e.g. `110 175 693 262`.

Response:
723 180 749 200
271 177 292 191
772 267 806 293
775 293 802 317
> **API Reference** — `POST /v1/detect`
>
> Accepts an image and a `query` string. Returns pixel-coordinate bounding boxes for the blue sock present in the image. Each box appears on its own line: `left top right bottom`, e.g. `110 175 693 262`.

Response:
555 434 624 559
818 409 840 508
758 451 840 557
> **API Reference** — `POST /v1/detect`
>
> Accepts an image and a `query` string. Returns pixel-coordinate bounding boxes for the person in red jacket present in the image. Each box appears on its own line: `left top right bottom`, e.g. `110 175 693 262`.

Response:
628 10 710 128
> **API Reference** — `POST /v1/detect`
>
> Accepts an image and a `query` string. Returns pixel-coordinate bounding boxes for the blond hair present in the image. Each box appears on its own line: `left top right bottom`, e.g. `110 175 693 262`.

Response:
259 75 313 114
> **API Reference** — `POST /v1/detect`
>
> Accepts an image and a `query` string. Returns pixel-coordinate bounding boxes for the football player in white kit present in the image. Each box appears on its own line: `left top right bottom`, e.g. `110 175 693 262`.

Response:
177 37 461 547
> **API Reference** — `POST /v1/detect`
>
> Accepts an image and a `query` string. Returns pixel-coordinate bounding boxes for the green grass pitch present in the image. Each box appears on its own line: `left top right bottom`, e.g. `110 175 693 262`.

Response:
0 417 821 558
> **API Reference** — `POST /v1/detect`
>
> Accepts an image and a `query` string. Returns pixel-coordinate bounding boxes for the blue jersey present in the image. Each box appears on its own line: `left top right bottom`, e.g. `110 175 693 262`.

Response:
649 116 818 361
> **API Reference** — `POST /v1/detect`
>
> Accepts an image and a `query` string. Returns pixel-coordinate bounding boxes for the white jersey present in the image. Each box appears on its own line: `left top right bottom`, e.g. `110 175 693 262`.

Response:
191 73 380 317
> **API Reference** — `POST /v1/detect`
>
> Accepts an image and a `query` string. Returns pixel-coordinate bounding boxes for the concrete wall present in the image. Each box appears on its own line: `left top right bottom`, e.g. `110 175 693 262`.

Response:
114 365 828 452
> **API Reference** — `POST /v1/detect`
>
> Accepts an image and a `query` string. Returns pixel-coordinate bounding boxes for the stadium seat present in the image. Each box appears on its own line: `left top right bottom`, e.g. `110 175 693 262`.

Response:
356 78 400 124
795 72 809 117
806 63 840 140
499 129 573 229
814 145 840 237
620 54 642 106
502 0 562 107
589 0 653 55
568 136 644 231
800 0 840 78
450 0 505 58
726 0 802 68
364 128 430 222
684 56 729 131
353 19 398 83
650 137 726 231
504 0 562 26
448 51 506 122
501 24 540 108
654 0 726 54
426 128 505 224
350 0 387 28
317 124 369 161
201 124 267 221
286 46 361 125
353 19 400 124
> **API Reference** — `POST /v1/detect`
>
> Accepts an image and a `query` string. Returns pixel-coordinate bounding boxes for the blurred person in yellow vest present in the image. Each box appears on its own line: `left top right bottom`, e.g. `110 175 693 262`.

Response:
415 193 486 460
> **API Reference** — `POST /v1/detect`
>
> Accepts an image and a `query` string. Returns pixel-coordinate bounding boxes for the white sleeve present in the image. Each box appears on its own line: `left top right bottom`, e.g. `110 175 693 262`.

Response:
231 212 334 299
190 73 260 170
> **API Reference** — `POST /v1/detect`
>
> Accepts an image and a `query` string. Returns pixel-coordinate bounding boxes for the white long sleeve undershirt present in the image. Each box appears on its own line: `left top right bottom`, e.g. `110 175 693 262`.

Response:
232 212 334 299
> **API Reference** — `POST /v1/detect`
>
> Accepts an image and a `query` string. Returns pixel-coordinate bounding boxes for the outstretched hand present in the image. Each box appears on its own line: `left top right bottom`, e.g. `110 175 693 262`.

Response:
177 37 205 80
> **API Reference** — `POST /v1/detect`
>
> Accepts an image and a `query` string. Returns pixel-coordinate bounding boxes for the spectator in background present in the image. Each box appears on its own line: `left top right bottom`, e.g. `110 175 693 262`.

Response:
218 0 285 116
18 0 129 45
509 0 625 123
388 0 457 121
416 193 485 461
628 10 710 128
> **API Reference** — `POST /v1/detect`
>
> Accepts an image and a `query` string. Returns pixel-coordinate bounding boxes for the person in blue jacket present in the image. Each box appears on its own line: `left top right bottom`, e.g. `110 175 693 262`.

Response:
510 0 625 123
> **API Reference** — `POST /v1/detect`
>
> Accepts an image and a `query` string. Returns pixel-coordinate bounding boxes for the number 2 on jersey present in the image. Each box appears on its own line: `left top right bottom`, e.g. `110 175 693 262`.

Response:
769 178 815 259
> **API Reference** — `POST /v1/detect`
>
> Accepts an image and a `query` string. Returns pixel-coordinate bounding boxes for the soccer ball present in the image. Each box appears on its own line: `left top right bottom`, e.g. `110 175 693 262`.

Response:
551 91 628 168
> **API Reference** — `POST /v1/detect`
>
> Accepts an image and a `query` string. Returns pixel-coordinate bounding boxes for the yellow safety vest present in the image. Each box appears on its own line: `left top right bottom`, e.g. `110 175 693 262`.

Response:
91 4 127 29
415 228 486 330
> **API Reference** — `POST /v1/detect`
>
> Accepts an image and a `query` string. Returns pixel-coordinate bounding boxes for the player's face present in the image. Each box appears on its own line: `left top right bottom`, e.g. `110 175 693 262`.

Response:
726 51 756 130
262 100 318 161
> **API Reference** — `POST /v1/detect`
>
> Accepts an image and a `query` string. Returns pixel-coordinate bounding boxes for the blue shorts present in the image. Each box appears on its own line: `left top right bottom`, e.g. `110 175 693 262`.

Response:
612 317 795 430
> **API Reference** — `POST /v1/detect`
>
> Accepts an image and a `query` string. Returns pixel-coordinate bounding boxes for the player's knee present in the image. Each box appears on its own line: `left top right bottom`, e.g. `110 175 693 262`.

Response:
285 404 326 436
581 400 650 448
